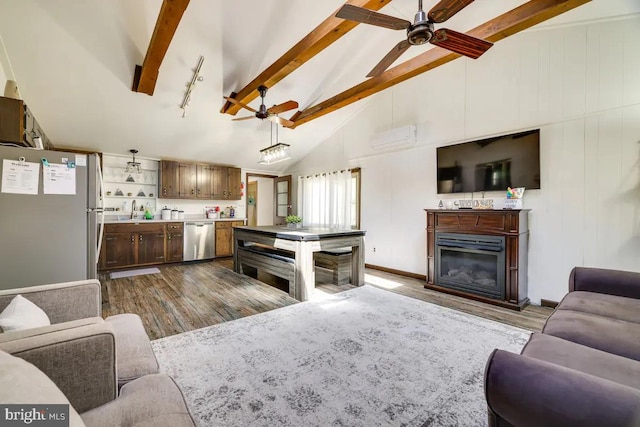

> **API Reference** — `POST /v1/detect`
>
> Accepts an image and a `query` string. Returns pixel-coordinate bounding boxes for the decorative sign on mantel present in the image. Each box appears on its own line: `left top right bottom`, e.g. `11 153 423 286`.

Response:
504 187 525 210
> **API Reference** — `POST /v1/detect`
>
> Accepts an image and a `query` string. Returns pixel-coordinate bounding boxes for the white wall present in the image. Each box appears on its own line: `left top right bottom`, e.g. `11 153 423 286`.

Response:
287 15 640 304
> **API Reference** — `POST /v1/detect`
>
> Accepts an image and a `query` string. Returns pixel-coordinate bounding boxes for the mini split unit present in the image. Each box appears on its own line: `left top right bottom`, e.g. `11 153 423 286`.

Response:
369 124 417 150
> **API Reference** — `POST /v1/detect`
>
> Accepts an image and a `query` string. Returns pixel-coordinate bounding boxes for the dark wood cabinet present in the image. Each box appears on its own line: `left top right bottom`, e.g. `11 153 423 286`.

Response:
215 220 244 257
99 223 168 270
159 160 240 201
425 209 529 310
196 165 212 199
166 223 184 262
212 166 228 200
0 96 52 149
138 230 166 265
100 232 136 269
179 163 197 199
227 167 242 200
160 160 179 199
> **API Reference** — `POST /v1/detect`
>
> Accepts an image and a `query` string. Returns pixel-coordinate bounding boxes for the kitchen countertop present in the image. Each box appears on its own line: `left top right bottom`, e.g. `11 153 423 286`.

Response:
104 217 246 224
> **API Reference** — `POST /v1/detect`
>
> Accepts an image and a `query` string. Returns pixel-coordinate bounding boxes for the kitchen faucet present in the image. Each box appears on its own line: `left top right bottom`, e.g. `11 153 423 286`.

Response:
131 200 137 219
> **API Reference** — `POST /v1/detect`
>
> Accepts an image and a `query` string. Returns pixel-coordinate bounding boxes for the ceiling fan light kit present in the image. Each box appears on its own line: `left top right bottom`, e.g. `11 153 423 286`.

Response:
336 0 493 78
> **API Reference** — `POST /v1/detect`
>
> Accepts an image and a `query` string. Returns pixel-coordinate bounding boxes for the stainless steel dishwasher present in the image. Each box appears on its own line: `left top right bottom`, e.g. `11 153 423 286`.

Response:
183 222 215 261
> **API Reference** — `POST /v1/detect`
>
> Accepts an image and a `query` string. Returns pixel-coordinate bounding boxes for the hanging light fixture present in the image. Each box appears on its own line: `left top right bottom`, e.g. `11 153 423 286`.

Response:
125 149 142 174
258 121 291 165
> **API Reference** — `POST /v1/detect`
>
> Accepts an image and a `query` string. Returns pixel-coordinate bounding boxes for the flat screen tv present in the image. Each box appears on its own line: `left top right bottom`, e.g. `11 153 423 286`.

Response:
436 129 541 194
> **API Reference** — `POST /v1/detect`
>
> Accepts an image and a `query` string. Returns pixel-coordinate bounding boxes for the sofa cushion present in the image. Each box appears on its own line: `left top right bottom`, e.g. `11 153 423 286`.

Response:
543 310 640 361
80 374 195 427
0 350 86 427
558 291 640 324
522 333 640 390
105 314 158 386
0 295 50 332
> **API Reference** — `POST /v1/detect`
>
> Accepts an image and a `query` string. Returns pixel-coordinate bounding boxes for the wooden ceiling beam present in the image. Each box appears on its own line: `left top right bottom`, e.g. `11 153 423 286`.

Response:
289 0 591 128
221 0 393 115
132 0 190 96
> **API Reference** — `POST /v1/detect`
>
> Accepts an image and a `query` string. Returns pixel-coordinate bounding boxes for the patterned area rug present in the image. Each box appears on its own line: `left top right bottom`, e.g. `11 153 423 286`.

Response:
152 285 530 427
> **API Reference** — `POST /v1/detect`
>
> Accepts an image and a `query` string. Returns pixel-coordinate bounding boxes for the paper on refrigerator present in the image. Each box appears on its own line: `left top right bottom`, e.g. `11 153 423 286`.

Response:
1 159 40 195
43 163 76 195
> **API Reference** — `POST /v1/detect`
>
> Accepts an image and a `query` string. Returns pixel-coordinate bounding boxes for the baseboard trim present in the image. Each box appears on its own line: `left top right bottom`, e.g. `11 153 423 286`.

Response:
540 299 559 309
365 264 426 281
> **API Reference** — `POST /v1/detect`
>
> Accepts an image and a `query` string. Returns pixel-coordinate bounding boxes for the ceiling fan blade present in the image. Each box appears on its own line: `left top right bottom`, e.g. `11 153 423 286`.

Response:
269 116 295 127
223 96 257 113
428 0 474 23
430 28 492 59
367 40 411 78
232 116 256 122
267 100 299 115
336 4 411 31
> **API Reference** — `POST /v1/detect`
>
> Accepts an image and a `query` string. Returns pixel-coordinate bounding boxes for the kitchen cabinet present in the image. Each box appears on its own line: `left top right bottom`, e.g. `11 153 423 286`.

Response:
215 220 245 257
160 161 238 200
212 166 228 200
0 96 52 149
179 163 197 199
197 165 212 199
227 167 242 200
166 223 184 262
160 160 179 199
101 232 136 269
99 223 166 270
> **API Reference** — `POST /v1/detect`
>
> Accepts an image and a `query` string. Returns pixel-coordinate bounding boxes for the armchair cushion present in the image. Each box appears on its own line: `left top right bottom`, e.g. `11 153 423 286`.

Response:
543 309 640 362
0 294 50 332
81 374 195 427
0 350 86 427
0 317 103 344
557 291 640 324
105 314 159 387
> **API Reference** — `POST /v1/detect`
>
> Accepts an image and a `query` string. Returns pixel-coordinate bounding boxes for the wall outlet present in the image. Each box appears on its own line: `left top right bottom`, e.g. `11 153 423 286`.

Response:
373 247 376 252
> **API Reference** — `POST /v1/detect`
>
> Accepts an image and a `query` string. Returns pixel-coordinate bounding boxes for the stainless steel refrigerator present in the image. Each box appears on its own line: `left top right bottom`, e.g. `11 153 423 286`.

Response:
0 145 104 290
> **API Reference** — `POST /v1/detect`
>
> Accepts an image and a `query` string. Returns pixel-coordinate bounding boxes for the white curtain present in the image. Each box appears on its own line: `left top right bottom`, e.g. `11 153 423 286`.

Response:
298 170 353 229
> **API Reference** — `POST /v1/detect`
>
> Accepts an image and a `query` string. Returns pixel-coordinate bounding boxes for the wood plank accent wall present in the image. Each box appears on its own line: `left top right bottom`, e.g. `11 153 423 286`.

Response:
425 209 530 310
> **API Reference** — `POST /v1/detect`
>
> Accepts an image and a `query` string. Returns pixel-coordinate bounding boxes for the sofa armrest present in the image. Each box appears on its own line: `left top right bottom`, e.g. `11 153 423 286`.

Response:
0 322 117 414
0 280 101 323
485 349 640 427
569 267 640 299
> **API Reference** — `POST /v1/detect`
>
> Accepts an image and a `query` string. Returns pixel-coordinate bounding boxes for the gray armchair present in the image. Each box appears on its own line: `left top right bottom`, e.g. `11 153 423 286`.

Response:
0 280 159 410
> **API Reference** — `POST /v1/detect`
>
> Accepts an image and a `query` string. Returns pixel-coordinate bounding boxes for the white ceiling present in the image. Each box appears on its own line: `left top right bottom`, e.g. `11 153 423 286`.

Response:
0 0 635 172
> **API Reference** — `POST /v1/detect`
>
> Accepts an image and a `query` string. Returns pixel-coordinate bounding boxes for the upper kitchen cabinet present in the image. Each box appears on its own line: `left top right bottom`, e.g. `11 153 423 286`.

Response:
159 160 241 200
227 167 242 200
160 160 179 199
0 96 52 149
179 163 197 198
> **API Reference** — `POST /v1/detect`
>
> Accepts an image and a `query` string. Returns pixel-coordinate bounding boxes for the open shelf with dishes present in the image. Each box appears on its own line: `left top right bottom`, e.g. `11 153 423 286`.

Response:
102 157 158 214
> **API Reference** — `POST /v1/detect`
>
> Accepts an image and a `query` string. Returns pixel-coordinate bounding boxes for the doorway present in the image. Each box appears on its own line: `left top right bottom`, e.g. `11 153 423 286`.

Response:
246 174 277 226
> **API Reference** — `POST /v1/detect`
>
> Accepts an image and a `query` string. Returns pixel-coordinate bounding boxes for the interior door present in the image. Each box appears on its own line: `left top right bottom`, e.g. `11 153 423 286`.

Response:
274 175 292 225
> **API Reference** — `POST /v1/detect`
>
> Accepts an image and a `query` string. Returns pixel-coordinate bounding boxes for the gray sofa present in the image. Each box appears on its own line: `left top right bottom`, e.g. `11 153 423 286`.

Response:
485 267 640 427
0 279 195 426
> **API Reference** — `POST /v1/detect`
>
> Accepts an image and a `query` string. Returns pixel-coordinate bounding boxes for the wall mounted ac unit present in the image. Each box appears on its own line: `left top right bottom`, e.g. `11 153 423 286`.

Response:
369 124 417 150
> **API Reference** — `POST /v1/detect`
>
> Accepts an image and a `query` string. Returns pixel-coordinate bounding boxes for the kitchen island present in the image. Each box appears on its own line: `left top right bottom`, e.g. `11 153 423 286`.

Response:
233 226 366 301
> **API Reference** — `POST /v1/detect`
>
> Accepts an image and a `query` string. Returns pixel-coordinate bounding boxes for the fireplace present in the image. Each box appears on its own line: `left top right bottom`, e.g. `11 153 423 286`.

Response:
435 233 505 300
425 209 529 310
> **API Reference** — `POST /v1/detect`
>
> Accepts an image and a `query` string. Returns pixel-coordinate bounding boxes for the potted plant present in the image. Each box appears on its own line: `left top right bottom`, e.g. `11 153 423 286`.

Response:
285 215 303 229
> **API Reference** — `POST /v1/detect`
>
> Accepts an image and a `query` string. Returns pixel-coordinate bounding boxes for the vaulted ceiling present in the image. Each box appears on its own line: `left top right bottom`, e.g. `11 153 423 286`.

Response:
0 0 635 171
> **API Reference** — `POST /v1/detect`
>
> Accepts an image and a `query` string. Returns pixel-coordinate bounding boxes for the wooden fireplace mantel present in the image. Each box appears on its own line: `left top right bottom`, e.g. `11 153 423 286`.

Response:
425 209 530 311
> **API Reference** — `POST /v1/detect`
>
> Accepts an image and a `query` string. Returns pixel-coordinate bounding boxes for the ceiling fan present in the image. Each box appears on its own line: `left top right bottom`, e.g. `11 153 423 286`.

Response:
224 85 298 127
336 0 493 78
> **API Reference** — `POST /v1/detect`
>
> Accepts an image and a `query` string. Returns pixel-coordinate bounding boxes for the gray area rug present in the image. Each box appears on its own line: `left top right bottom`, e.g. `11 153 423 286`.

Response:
109 267 161 279
152 285 530 427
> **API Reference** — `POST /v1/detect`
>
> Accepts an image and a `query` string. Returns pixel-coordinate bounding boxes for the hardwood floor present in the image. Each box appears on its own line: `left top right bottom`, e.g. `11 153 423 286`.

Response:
100 259 552 340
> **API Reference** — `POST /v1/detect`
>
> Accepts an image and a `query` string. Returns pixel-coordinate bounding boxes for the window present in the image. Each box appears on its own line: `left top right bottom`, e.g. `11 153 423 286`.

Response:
298 168 361 229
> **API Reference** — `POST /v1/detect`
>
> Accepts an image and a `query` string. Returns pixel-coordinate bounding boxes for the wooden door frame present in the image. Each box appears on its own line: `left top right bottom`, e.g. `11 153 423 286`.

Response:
245 173 278 224
274 175 292 225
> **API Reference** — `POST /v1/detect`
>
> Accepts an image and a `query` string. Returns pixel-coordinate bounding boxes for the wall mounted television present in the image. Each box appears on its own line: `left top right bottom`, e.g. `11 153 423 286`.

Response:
436 129 541 194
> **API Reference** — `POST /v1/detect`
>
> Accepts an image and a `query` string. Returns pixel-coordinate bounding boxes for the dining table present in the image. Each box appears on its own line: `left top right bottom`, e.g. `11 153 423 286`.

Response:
233 225 366 301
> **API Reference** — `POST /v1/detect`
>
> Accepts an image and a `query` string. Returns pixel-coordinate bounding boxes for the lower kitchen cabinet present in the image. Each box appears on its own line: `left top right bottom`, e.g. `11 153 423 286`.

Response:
100 223 172 270
166 223 184 263
215 221 245 257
